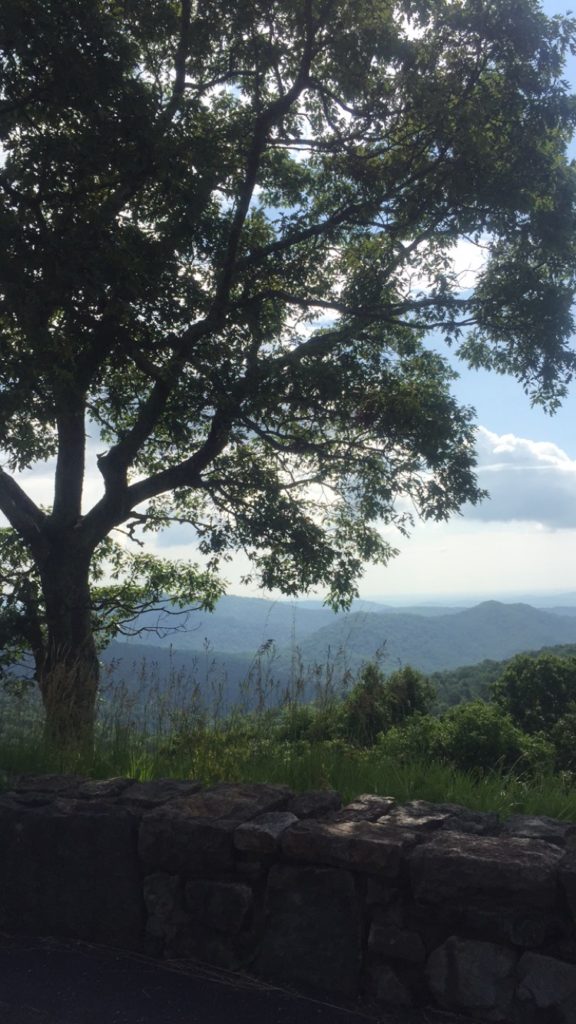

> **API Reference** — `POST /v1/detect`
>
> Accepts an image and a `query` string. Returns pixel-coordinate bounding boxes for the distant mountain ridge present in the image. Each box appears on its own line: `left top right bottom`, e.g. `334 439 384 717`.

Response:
106 596 576 686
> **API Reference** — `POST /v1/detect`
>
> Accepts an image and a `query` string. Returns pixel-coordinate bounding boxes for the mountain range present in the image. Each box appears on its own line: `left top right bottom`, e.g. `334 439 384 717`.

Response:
102 596 576 704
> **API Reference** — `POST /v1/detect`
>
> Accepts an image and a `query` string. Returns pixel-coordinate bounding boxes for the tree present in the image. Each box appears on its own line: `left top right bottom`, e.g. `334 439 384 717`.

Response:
342 662 434 746
381 665 435 725
1 0 575 747
491 652 576 734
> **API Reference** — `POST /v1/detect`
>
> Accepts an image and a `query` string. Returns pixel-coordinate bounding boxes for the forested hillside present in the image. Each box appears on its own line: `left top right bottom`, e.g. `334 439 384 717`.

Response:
105 597 576 702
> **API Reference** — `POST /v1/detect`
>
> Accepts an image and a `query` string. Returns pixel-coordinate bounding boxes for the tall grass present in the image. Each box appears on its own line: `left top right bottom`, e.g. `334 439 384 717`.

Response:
1 649 576 821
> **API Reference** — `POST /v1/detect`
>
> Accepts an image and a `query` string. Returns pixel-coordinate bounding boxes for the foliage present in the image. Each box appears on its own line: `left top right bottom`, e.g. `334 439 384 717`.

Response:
439 699 555 774
2 659 576 821
376 712 445 763
0 527 224 684
550 706 576 771
379 665 435 725
341 662 434 746
1 0 576 742
491 653 576 733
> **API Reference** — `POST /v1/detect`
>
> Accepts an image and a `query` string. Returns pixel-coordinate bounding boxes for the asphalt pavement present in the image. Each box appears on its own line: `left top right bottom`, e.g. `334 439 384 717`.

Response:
0 934 385 1024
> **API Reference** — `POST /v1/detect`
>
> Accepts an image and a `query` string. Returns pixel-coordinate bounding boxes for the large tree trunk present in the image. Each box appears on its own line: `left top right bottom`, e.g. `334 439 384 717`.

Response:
37 547 99 752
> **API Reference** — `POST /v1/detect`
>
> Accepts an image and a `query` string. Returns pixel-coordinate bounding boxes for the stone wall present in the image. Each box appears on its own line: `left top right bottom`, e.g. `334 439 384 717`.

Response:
1 774 576 1022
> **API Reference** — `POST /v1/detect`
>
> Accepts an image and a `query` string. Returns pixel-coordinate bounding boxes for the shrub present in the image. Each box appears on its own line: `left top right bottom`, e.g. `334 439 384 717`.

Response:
440 700 550 773
341 662 435 747
491 653 576 734
376 713 444 763
341 663 390 746
380 666 435 726
550 704 576 772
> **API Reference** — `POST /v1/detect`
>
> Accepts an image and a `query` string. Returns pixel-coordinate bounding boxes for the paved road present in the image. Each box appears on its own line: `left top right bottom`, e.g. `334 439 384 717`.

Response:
0 934 385 1024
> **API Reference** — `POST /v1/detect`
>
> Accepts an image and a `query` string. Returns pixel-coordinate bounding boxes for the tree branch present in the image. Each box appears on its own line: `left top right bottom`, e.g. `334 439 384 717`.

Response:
213 0 317 309
0 469 47 552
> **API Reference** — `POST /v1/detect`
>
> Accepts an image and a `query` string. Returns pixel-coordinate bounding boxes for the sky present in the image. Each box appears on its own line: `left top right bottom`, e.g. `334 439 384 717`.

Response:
4 0 576 606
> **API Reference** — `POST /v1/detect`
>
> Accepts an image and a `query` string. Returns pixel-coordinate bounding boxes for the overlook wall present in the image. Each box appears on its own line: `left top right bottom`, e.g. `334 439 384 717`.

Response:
1 774 576 1022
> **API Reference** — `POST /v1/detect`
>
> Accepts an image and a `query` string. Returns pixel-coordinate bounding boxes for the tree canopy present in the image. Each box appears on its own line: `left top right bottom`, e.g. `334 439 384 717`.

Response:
1 0 576 744
491 652 576 733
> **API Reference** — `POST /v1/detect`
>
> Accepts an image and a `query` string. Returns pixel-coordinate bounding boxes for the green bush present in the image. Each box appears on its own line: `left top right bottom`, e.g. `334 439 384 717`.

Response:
341 663 391 746
274 701 344 743
341 663 435 747
376 713 444 763
491 653 576 734
550 705 576 772
440 700 551 773
380 666 435 726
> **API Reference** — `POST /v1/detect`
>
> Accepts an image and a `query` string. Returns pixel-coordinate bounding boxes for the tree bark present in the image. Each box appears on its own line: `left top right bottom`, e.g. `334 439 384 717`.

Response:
37 546 99 751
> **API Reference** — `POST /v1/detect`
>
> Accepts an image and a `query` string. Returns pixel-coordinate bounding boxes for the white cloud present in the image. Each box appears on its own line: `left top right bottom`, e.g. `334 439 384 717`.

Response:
464 427 576 528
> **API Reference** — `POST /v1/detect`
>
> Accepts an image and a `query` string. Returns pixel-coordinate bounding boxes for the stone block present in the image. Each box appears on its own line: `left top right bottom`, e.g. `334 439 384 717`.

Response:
502 814 576 847
77 777 136 800
119 778 203 809
365 964 413 1007
411 832 564 908
139 805 235 874
184 880 253 934
330 793 396 822
143 872 187 941
139 782 292 874
559 849 576 924
287 789 342 819
384 799 499 836
426 936 518 1020
8 774 87 798
281 818 419 876
516 952 576 1023
255 864 362 997
368 923 425 963
365 877 400 907
463 904 567 949
234 811 298 854
0 797 144 949
172 782 292 821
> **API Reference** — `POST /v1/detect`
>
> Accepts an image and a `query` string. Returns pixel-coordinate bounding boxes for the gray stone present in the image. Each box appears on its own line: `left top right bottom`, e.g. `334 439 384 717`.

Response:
281 818 419 876
78 777 136 800
330 793 396 822
234 811 298 854
287 789 342 819
6 792 53 807
139 782 292 874
184 880 252 934
384 799 499 836
371 901 405 929
256 864 362 997
367 965 413 1007
175 782 292 821
9 774 86 797
368 924 425 963
559 849 576 924
517 952 576 1023
426 936 517 1020
411 832 564 908
143 872 187 941
365 877 400 907
234 856 267 882
119 778 203 808
463 904 567 949
0 797 144 948
502 814 576 847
